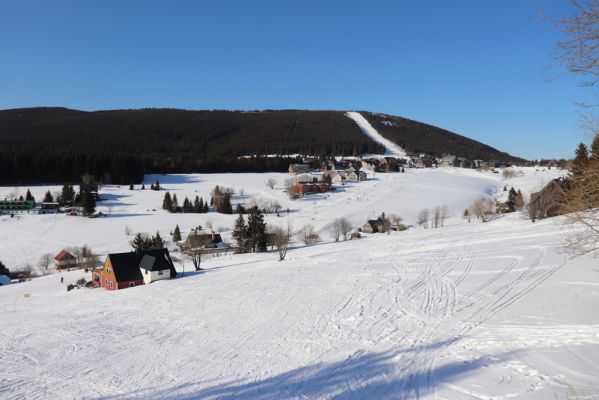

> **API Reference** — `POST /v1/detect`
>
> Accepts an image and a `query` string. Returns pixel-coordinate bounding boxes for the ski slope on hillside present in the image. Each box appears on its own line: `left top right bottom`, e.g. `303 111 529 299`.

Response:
346 111 407 157
0 213 597 399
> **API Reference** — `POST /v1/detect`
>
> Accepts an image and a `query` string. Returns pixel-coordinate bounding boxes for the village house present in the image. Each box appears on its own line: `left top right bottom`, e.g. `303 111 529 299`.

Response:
37 202 60 214
54 250 77 270
294 180 331 195
139 252 176 284
93 248 176 290
440 155 461 168
185 232 224 250
288 164 312 175
529 177 570 220
362 219 384 234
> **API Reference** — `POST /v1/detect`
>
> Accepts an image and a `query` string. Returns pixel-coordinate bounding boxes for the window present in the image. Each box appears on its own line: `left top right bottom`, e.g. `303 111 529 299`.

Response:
109 281 113 289
158 270 164 275
129 282 135 287
106 268 111 274
145 270 148 275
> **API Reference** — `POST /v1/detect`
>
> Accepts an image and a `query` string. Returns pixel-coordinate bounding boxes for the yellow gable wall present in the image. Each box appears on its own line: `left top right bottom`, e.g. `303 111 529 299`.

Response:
101 257 117 281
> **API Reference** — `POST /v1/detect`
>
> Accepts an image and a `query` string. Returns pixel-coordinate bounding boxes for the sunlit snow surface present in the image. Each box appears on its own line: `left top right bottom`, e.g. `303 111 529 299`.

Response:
1 167 597 400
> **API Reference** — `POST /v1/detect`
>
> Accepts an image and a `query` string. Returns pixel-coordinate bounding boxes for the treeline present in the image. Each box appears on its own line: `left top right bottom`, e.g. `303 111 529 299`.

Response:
361 112 526 163
0 107 385 184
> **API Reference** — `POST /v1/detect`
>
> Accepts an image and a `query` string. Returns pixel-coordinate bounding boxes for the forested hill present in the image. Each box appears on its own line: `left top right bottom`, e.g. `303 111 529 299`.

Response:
361 112 523 164
0 107 523 184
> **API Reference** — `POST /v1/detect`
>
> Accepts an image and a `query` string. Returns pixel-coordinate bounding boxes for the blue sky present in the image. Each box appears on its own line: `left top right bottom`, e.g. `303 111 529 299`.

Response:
0 1 594 159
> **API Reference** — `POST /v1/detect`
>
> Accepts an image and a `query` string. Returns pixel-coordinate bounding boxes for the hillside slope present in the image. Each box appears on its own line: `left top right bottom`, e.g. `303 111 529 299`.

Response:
361 111 523 163
0 212 596 399
0 108 524 184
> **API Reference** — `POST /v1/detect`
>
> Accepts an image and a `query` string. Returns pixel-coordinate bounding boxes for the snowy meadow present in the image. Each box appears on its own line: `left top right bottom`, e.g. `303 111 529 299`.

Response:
0 167 597 400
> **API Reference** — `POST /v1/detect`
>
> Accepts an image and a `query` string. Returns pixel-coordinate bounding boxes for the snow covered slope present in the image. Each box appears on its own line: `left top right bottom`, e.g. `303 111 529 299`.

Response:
0 167 597 399
0 213 597 399
0 168 499 270
346 111 407 157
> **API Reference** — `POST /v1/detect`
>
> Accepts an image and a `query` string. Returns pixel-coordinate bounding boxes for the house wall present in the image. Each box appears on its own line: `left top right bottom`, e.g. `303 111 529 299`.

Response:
56 259 77 269
100 258 118 290
140 268 169 284
362 224 374 234
117 279 143 290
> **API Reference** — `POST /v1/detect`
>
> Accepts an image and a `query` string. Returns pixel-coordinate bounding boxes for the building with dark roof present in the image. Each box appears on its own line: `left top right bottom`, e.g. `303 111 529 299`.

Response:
93 249 176 290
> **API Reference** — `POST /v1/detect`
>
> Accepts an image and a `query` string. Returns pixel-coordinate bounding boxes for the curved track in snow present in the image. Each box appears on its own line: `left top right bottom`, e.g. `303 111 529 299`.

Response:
346 111 407 157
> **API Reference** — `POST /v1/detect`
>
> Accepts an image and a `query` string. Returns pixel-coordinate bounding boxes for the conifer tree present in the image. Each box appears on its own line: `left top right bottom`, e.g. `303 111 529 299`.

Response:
162 192 172 211
203 202 209 213
192 196 201 213
25 189 35 203
247 206 267 252
43 190 54 203
129 183 134 190
572 142 590 178
171 194 179 213
183 197 191 213
131 233 145 252
58 183 75 205
172 225 182 242
152 231 164 249
507 187 517 212
232 214 248 253
219 193 233 214
81 189 96 216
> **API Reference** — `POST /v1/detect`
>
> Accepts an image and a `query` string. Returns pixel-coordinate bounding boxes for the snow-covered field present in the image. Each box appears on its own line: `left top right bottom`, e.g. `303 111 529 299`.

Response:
1 167 597 399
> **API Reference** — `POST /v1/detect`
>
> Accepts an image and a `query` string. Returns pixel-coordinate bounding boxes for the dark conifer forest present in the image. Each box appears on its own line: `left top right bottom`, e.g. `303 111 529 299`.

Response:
361 112 524 164
0 107 523 184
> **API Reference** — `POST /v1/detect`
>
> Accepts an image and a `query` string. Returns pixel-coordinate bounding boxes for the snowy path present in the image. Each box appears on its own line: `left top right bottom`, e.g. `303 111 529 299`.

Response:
1 215 597 399
346 111 407 157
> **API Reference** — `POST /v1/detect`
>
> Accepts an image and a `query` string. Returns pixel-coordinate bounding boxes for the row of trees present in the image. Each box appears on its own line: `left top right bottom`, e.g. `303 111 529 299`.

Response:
232 207 268 253
162 192 210 214
130 232 165 252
